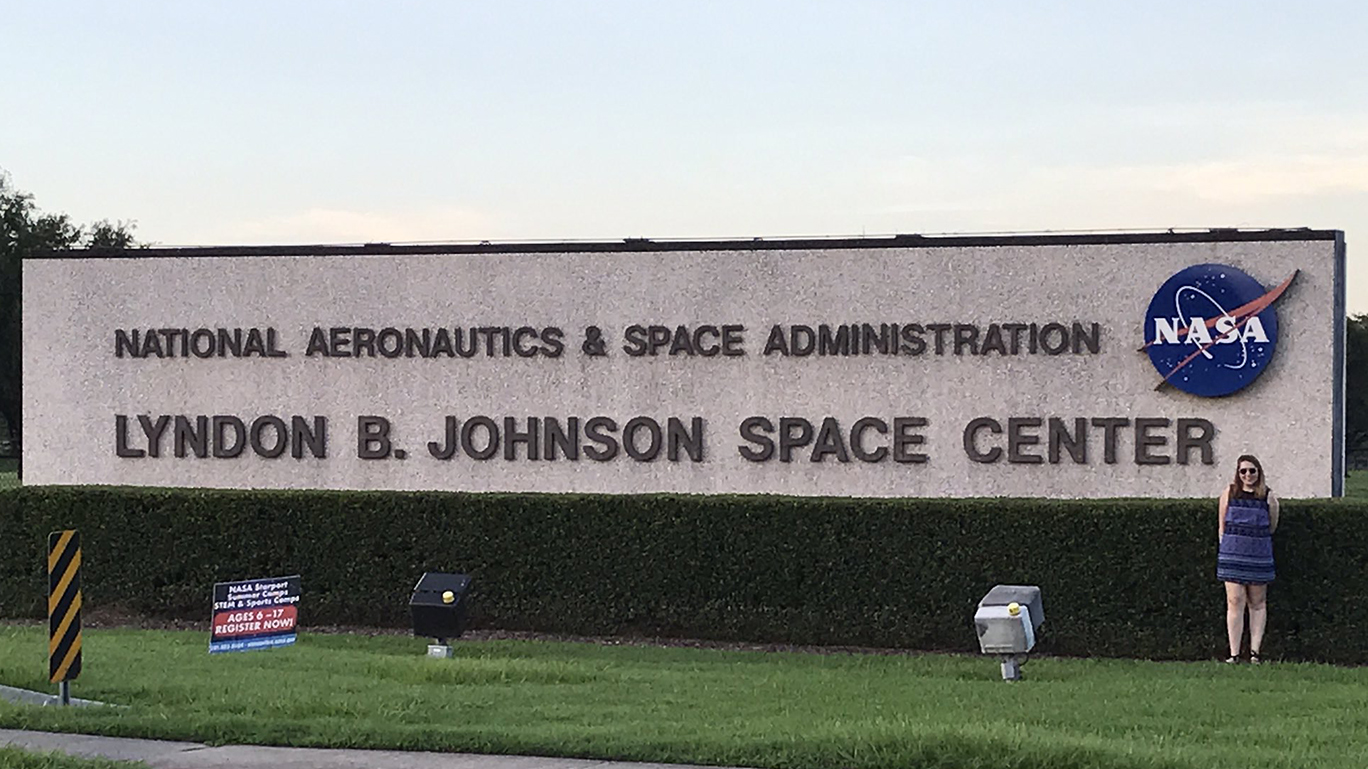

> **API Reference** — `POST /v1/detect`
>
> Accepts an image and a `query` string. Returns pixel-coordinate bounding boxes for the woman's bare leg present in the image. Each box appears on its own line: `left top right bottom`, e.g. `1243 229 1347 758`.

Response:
1225 582 1247 658
1247 584 1268 658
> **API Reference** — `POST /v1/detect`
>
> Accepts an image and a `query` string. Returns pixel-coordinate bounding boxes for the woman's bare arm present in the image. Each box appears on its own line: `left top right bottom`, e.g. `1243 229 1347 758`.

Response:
1218 486 1229 542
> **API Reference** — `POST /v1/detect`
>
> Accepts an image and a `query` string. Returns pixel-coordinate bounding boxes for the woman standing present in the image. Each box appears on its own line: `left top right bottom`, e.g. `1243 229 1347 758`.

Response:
1217 454 1279 663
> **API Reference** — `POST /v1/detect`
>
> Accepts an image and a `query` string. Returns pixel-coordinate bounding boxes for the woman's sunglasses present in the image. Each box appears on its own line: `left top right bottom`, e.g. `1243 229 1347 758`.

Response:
1239 468 1260 476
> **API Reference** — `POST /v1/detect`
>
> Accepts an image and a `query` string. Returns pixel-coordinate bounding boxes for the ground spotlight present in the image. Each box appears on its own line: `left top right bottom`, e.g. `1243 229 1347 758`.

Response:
974 585 1043 681
409 572 471 658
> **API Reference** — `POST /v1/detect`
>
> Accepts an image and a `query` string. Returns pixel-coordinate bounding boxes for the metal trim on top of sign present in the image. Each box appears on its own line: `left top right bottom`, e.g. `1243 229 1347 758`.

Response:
26 228 1344 260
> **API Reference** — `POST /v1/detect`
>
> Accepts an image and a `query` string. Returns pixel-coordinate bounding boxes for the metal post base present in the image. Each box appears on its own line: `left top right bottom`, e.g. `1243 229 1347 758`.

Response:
427 643 453 659
60 681 70 706
1000 655 1026 681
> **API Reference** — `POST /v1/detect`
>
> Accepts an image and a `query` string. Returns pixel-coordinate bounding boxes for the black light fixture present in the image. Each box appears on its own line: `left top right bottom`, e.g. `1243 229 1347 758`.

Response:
409 572 471 656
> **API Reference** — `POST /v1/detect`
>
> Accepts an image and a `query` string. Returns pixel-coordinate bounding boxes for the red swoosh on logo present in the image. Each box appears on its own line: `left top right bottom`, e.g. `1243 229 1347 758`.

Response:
1139 270 1298 390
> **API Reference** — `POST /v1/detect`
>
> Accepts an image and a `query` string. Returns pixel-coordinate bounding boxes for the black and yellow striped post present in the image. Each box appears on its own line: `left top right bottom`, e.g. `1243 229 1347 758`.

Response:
47 530 82 705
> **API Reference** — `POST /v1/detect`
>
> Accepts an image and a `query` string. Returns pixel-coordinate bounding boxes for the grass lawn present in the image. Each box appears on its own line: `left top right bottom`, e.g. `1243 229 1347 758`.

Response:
0 747 143 769
1347 469 1368 499
2 629 1366 769
0 458 15 490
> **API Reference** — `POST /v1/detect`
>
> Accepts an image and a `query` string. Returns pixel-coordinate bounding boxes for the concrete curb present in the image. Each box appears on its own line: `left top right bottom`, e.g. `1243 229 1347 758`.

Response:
0 729 750 769
0 684 114 708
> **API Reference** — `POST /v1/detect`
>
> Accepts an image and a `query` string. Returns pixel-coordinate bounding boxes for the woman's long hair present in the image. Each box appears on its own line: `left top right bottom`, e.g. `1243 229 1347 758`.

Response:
1228 454 1269 500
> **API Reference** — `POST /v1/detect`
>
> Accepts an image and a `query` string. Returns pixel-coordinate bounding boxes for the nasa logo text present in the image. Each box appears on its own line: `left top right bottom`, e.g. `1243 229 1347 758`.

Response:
1143 264 1296 397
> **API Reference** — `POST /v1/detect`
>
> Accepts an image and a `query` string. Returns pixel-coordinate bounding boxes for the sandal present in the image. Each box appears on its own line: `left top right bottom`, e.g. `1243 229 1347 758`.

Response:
1250 653 1262 665
1224 655 1239 664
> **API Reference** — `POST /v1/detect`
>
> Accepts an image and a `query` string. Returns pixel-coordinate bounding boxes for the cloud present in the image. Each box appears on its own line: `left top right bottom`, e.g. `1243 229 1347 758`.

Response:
874 108 1368 218
872 152 1368 232
228 205 497 245
1066 107 1368 203
1080 154 1368 204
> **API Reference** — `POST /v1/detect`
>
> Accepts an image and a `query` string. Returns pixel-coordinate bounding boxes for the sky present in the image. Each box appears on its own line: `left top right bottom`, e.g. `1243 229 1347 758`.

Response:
5 0 1366 312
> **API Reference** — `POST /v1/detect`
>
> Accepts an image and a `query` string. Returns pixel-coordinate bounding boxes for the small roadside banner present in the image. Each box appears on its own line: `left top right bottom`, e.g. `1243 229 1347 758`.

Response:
209 575 301 654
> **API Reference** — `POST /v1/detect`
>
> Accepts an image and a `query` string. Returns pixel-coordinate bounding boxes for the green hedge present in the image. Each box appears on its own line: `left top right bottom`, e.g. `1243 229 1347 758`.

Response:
2 487 1365 663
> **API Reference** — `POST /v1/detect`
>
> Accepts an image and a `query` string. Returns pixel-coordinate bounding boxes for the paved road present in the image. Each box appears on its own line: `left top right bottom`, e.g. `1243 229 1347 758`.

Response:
0 729 747 769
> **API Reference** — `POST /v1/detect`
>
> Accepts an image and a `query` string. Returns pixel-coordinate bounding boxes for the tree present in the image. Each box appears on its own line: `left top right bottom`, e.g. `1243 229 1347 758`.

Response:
0 172 135 463
1348 313 1368 458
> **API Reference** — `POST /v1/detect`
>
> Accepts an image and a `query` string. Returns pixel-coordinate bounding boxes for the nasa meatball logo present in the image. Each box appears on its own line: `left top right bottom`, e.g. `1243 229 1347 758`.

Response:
1143 264 1297 397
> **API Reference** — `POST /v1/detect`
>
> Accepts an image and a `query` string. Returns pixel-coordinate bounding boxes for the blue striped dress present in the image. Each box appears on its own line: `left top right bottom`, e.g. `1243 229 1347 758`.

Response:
1217 493 1275 584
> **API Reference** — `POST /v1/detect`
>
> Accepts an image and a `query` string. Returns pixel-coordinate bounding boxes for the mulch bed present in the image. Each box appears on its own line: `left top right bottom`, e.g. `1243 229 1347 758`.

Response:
2 606 927 658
